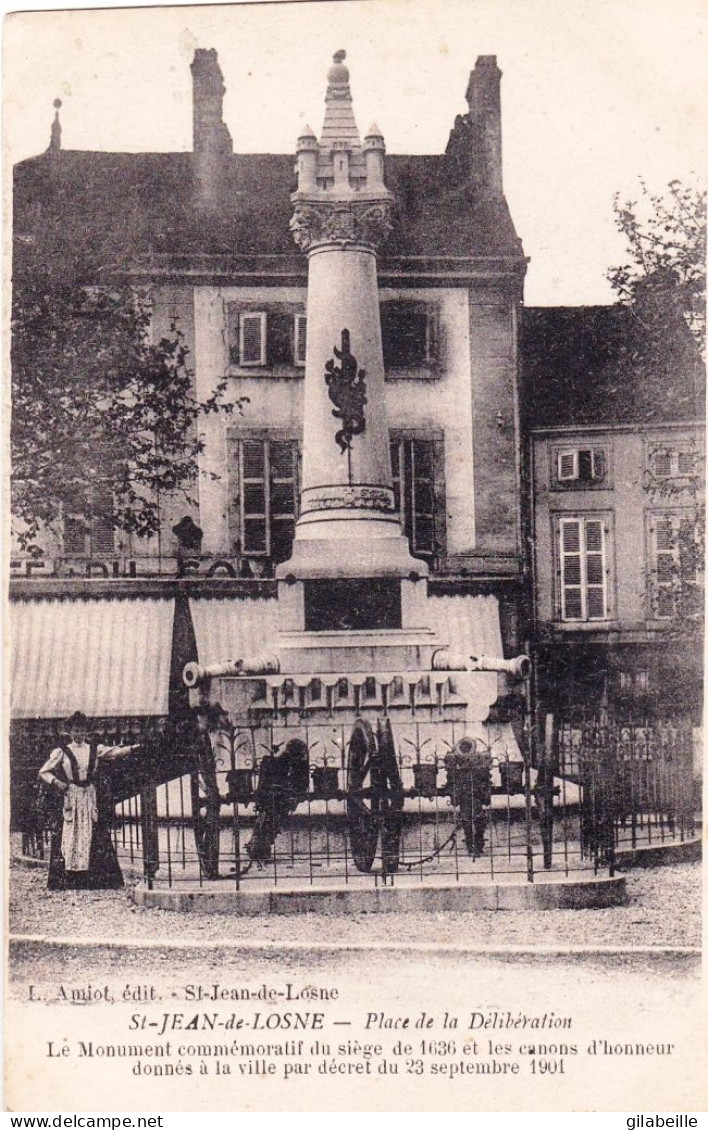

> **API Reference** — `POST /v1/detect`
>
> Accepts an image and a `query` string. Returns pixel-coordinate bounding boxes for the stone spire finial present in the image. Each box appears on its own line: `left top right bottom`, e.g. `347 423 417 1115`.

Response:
326 50 350 96
49 98 62 153
290 51 393 252
320 48 361 155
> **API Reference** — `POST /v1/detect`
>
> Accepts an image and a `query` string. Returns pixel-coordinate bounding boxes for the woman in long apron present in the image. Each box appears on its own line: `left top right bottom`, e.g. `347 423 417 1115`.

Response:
38 711 140 891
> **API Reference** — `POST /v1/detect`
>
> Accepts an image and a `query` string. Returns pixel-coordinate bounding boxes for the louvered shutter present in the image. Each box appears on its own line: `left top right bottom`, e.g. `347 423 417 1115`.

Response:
652 451 672 478
295 314 307 366
269 440 298 564
240 313 267 366
677 451 695 476
591 449 607 481
89 481 116 555
557 451 578 481
560 519 583 619
241 440 268 552
652 516 675 618
584 520 606 619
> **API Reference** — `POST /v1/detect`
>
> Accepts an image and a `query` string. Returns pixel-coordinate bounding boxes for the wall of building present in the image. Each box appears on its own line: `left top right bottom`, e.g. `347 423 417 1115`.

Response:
191 282 481 561
532 425 704 630
468 293 520 561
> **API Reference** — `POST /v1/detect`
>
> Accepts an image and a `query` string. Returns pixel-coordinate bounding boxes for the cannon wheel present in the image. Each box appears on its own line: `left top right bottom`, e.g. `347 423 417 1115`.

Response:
347 719 382 872
378 718 404 874
347 718 404 874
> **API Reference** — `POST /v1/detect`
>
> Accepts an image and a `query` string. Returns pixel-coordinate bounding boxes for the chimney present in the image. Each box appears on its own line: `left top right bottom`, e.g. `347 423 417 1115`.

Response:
465 55 502 195
190 48 233 210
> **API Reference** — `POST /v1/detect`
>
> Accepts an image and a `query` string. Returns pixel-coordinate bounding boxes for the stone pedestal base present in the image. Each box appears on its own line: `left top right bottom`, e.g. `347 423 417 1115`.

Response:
277 517 427 581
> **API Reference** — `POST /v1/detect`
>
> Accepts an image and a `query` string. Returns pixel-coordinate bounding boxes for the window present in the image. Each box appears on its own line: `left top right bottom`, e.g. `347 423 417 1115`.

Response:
63 479 115 557
555 447 607 486
617 670 650 694
648 445 698 480
228 305 306 370
229 435 299 564
557 516 608 621
390 435 445 560
380 302 438 370
647 511 701 619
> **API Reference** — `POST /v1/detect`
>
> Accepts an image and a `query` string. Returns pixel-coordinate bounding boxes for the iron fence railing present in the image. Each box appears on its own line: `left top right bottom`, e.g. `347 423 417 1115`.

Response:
20 717 698 891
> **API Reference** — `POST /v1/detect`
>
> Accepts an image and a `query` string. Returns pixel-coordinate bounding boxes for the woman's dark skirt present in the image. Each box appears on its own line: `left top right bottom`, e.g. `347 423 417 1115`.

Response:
47 820 124 891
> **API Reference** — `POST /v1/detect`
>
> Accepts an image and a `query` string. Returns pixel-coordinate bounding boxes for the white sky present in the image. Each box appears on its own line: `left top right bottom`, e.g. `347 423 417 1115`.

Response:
3 0 707 305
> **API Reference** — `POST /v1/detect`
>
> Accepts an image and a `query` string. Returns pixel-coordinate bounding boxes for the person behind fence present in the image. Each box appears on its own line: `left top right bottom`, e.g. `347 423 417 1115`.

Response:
37 711 141 891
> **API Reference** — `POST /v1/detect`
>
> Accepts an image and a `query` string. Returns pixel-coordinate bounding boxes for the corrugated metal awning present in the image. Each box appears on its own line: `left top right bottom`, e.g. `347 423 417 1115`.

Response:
189 596 280 668
427 593 503 657
10 596 175 719
188 593 503 668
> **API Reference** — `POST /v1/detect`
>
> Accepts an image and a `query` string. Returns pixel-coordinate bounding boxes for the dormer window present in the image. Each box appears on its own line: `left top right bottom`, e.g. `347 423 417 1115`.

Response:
555 447 607 487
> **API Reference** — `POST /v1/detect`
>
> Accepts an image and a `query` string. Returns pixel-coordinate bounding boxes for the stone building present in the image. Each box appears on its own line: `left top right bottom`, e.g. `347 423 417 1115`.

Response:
523 305 704 727
11 49 704 839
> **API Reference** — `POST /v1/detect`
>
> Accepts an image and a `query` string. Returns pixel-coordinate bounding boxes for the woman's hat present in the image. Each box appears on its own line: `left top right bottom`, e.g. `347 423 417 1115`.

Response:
65 710 89 729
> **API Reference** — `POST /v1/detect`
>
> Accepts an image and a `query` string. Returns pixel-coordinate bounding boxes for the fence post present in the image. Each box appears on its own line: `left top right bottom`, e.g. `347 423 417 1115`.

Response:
139 783 159 890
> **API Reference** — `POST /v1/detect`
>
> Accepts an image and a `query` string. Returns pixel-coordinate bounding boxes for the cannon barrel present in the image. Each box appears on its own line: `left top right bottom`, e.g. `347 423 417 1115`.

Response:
183 654 280 687
432 650 531 679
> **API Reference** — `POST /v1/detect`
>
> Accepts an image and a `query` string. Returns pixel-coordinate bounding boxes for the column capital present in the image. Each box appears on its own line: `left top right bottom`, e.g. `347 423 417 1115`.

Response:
290 197 394 254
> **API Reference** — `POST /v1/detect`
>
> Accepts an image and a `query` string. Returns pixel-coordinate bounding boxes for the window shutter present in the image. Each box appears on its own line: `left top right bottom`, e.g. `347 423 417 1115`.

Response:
678 518 697 581
558 451 578 482
578 450 593 482
390 440 402 521
89 481 115 555
677 451 695 476
426 310 439 362
269 440 298 565
63 516 88 556
652 450 672 478
240 313 267 366
240 439 268 552
592 449 607 481
652 515 675 618
584 520 606 619
560 519 583 619
410 440 435 555
295 314 307 366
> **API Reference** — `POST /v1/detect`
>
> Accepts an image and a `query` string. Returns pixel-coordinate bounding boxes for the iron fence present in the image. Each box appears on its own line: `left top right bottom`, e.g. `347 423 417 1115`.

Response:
21 717 697 891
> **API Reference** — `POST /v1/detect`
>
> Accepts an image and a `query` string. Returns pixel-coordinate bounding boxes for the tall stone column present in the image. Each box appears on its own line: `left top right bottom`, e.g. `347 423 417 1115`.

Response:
278 52 424 583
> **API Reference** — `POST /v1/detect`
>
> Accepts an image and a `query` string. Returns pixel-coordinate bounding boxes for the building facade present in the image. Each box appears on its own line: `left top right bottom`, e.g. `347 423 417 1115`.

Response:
10 49 529 825
523 306 704 727
10 50 704 834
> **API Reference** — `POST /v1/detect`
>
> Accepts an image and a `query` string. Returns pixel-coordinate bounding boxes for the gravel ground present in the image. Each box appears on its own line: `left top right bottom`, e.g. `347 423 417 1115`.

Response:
9 856 701 950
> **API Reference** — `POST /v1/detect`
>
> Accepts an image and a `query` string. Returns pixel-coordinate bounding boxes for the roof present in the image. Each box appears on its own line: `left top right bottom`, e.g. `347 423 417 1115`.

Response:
10 596 175 718
13 148 525 269
522 305 705 429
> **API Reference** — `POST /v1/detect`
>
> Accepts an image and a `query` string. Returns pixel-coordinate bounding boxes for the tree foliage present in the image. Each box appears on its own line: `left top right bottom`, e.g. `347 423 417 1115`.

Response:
608 178 706 354
609 179 706 634
11 244 242 553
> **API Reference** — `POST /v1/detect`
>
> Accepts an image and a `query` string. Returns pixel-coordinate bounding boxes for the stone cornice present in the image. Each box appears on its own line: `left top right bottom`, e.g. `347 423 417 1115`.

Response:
119 253 527 288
